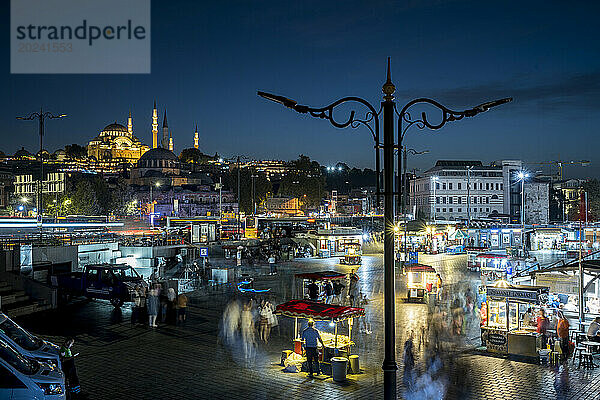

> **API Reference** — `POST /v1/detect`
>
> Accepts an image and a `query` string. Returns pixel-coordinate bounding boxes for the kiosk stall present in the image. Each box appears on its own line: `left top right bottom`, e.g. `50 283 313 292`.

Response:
275 299 365 374
339 244 362 265
403 263 437 302
481 281 549 358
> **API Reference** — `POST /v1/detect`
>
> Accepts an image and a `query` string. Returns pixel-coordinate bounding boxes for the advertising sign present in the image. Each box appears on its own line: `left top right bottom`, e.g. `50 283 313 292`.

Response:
503 234 510 244
482 328 508 353
487 287 544 301
409 252 418 264
535 273 578 295
491 234 499 247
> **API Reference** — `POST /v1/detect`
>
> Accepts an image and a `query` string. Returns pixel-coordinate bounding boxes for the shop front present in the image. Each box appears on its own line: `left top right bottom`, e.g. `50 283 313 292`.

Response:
531 228 566 250
481 282 549 358
309 228 363 258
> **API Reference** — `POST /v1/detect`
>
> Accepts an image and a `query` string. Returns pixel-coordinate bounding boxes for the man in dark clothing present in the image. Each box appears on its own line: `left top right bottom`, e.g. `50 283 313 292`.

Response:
301 319 325 377
333 280 344 304
60 337 81 397
324 280 334 304
307 280 319 301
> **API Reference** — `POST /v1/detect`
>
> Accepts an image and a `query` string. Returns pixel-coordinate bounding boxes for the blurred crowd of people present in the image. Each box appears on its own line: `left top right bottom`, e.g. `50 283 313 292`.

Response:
131 283 188 328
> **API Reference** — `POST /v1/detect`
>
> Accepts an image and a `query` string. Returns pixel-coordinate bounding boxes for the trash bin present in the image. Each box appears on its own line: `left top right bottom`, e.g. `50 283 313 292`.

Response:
331 357 348 382
539 349 551 365
349 355 360 374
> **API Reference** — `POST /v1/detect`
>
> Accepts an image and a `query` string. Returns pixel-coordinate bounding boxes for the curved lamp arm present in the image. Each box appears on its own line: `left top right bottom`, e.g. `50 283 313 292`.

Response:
258 91 379 144
396 97 512 141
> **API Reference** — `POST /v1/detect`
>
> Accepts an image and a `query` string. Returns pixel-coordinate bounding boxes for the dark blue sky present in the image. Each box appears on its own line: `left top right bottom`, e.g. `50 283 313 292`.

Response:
2 0 600 178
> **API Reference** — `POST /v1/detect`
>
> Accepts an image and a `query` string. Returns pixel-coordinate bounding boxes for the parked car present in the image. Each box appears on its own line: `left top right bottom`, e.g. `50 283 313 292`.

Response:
0 313 61 369
0 339 65 400
52 264 146 307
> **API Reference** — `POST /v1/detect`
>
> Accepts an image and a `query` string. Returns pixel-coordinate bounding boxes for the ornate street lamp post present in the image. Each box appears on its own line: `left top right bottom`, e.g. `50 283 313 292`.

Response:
258 59 511 399
16 108 66 219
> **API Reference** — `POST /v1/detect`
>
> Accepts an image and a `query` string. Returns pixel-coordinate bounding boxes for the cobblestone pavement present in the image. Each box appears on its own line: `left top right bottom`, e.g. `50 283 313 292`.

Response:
13 254 600 399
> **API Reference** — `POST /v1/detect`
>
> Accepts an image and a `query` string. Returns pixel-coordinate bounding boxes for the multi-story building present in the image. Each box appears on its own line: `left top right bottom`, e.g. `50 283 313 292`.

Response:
524 179 550 224
552 179 584 221
410 160 504 221
14 171 65 198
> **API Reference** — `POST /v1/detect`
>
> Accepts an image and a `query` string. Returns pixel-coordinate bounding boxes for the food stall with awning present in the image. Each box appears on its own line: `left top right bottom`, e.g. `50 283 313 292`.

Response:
275 299 365 374
480 281 549 358
402 263 437 302
294 271 348 300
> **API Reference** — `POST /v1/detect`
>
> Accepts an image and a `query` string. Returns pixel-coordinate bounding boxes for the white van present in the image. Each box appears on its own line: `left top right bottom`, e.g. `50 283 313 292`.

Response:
0 313 61 369
0 340 66 400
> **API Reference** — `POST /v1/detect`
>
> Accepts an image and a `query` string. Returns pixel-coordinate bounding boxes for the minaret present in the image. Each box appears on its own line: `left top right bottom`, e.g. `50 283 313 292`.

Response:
152 101 158 148
127 109 133 136
162 110 169 149
169 130 173 151
194 124 199 149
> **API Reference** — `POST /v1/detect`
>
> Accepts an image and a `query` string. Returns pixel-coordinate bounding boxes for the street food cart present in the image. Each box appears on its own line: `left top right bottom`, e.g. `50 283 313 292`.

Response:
295 271 348 301
480 281 549 358
275 299 365 374
403 263 437 302
339 243 362 265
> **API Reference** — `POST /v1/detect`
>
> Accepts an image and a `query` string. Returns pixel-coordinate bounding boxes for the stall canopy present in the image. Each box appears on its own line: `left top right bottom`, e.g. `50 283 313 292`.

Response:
476 253 508 259
404 263 436 273
295 271 348 280
275 299 365 321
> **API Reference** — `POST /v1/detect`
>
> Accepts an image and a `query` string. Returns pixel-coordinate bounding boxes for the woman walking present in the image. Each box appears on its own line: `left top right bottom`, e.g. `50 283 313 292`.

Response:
147 288 159 328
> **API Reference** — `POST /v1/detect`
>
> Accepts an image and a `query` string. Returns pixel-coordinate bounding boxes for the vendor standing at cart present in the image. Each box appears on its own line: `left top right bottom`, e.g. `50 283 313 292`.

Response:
536 308 550 347
301 319 325 377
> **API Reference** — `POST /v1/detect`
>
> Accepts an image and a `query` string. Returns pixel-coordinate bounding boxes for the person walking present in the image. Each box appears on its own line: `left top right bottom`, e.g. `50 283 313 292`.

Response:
167 287 177 325
301 319 325 377
177 292 188 324
557 311 570 361
131 285 141 325
268 254 277 275
436 273 443 302
60 337 81 398
241 301 255 363
147 288 159 328
536 308 550 348
333 280 345 304
324 280 334 304
307 280 319 301
348 270 359 307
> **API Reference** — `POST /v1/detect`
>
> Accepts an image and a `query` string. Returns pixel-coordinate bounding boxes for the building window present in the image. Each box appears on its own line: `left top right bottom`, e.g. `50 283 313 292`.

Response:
486 208 490 212
500 183 503 190
480 183 483 190
442 208 446 212
442 197 446 204
480 208 483 212
473 197 477 204
436 208 440 212
436 183 440 190
449 197 453 204
458 197 462 204
449 183 453 190
486 197 490 204
436 197 440 204
495 183 499 190
458 208 462 212
458 182 462 190
486 183 489 190
449 208 453 212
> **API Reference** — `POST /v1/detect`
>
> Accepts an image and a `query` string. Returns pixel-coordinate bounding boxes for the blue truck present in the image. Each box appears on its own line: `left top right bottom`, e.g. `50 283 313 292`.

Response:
52 264 146 308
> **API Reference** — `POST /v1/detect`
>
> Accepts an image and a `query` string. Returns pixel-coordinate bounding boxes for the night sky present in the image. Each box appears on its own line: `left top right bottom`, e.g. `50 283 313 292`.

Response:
2 1 600 178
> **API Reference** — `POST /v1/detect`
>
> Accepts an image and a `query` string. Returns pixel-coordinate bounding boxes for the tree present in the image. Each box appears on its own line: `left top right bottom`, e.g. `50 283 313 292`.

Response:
223 168 271 214
279 155 325 209
65 144 87 159
179 148 213 164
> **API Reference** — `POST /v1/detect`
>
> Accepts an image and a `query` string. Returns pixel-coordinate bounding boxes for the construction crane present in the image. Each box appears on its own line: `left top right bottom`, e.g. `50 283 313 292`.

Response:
529 159 590 180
